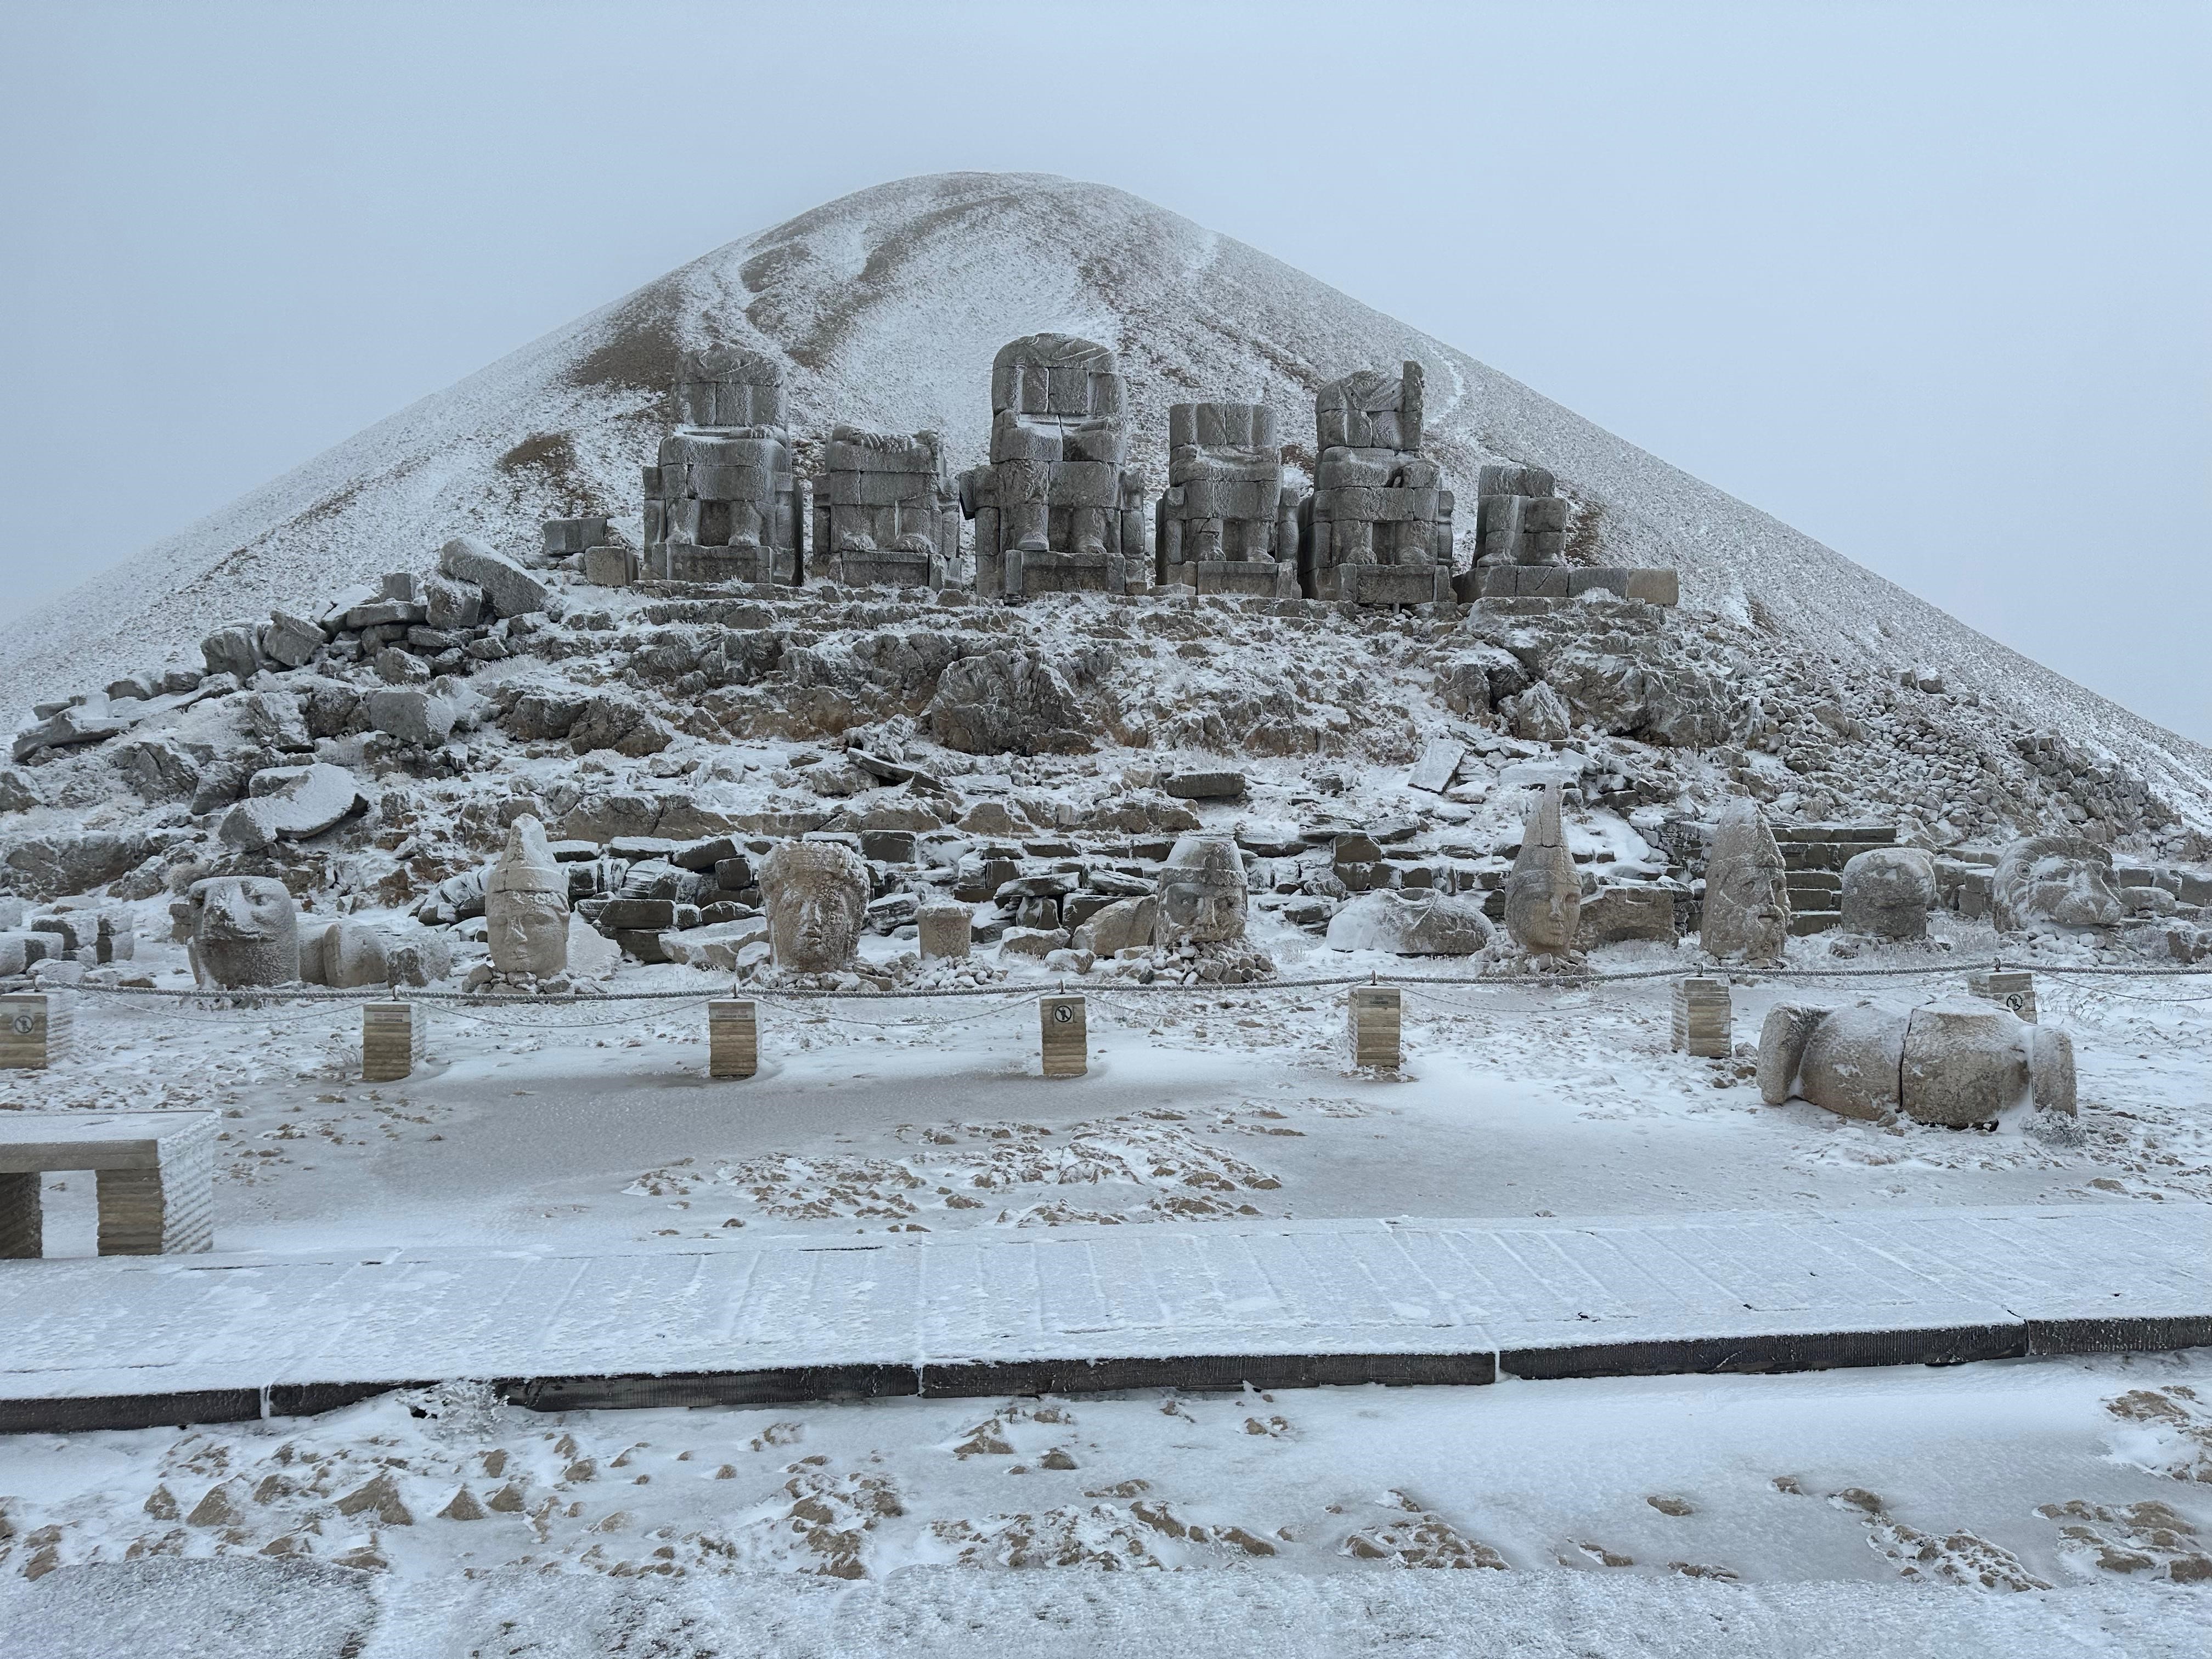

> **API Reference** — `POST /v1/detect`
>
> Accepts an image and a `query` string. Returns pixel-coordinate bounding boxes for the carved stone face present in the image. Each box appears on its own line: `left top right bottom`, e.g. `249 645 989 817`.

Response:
484 815 571 978
487 890 571 977
1993 836 2123 934
1701 800 1790 964
761 840 870 972
191 876 300 988
1154 835 1247 946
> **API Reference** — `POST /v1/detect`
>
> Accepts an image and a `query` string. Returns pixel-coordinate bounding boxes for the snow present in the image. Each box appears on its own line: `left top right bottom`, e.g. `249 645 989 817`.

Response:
2 173 2206 814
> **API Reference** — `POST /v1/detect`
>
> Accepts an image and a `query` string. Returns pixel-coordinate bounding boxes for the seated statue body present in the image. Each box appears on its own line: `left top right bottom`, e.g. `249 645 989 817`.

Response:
1155 402 1297 598
814 426 960 590
1299 361 1454 606
645 348 804 586
957 334 1147 599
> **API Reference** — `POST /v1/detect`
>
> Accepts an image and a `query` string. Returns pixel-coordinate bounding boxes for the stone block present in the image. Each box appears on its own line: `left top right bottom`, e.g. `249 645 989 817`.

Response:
0 1110 216 1256
0 992 71 1068
917 902 972 961
1966 969 2036 1024
1348 985 1401 1069
362 1001 424 1083
440 535 551 617
1671 977 1731 1058
709 1000 758 1079
1623 568 1680 606
582 545 637 588
860 830 918 865
1040 994 1086 1078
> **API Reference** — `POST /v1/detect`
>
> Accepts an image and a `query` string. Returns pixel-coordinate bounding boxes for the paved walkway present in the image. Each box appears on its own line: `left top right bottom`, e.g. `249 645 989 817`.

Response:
3 1205 2207 1431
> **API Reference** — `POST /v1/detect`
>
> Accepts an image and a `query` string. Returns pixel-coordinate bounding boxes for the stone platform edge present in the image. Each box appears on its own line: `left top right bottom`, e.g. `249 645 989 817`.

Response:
5 1312 2208 1437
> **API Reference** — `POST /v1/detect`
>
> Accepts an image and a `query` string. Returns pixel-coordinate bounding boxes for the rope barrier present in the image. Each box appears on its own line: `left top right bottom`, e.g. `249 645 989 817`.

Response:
47 952 2212 1009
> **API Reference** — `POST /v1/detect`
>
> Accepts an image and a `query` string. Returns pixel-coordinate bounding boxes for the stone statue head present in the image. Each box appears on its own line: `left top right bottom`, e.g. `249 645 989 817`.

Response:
1153 834 1248 947
485 815 571 978
1503 783 1581 957
1991 835 2123 935
190 875 300 988
1701 799 1790 965
760 839 871 972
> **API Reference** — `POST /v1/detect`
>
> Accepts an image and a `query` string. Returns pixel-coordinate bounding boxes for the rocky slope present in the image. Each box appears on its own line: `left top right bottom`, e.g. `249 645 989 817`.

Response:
2 171 2207 821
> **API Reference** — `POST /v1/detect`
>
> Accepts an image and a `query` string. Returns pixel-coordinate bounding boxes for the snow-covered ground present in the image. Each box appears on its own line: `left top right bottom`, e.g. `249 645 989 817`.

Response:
4 1352 2210 1652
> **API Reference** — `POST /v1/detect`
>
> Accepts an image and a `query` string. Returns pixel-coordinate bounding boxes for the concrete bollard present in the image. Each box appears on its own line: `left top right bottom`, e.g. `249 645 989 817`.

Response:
1348 986 1401 1070
1040 994 1086 1078
0 994 71 1069
362 1001 424 1083
709 999 759 1079
1672 977 1731 1058
1967 969 2036 1024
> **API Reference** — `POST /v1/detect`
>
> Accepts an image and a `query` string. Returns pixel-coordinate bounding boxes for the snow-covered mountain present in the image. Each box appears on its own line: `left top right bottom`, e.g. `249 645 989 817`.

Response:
5 171 2205 808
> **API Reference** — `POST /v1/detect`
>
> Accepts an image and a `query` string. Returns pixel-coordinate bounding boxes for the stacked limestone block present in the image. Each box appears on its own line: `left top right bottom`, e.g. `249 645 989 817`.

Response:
813 426 961 590
1155 402 1298 597
1298 362 1454 605
958 335 1148 599
1780 822 1899 935
1464 462 1681 605
646 349 805 586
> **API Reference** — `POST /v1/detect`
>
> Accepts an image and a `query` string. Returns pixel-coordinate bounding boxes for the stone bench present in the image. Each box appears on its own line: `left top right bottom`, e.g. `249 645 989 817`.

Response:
0 1111 217 1257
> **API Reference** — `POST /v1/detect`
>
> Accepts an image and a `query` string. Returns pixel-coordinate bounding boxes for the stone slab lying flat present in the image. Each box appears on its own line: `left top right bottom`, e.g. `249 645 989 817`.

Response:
0 1205 2204 1432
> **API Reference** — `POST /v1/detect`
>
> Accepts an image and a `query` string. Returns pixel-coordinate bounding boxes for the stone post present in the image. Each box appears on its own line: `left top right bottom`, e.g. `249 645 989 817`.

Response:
1348 986 1401 1070
1040 994 1086 1078
362 1001 424 1083
709 999 759 1079
0 994 70 1069
1672 978 1731 1058
1966 969 2036 1024
917 902 972 961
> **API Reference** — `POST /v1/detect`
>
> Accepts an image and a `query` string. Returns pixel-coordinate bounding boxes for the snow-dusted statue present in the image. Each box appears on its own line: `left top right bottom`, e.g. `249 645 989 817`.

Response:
1701 799 1790 965
1299 361 1454 605
484 815 571 979
1503 783 1581 963
760 839 871 973
957 334 1147 599
1991 835 2123 936
188 876 301 988
1758 996 2075 1127
814 426 961 590
1155 402 1297 597
1153 834 1248 947
645 348 802 585
1838 847 1937 940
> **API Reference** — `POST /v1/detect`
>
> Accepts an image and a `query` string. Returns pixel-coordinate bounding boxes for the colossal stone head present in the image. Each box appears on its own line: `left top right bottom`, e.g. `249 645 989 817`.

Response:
1153 834 1248 947
1701 799 1790 966
1758 995 2075 1126
1839 847 1937 941
1503 783 1581 958
760 839 871 972
1991 835 2123 935
190 876 300 988
485 815 571 978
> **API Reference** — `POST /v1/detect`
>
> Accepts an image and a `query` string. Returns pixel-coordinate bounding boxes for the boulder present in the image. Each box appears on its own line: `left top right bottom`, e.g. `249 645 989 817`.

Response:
4 830 161 898
422 574 485 630
0 766 36 813
1839 847 1936 940
1501 682 1571 742
439 535 551 618
1071 894 1157 957
664 917 770 970
1577 885 1678 949
365 687 457 748
1326 890 1492 955
925 650 1092 755
998 926 1070 959
114 735 201 802
567 696 674 758
263 608 326 669
200 622 262 683
218 763 369 851
386 930 454 986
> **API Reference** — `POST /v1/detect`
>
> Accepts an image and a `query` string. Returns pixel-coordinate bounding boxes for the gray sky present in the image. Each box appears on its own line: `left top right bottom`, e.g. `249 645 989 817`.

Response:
2 1 2204 738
